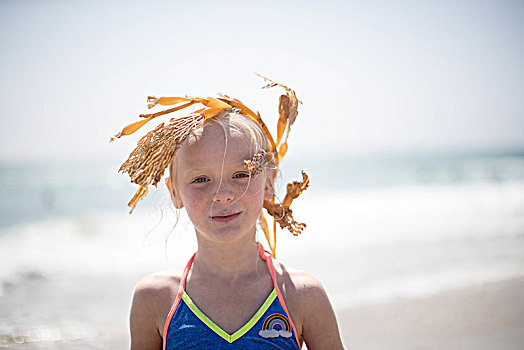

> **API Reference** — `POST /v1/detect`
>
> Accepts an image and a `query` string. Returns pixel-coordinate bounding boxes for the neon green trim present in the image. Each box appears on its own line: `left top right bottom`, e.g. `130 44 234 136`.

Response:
181 289 277 343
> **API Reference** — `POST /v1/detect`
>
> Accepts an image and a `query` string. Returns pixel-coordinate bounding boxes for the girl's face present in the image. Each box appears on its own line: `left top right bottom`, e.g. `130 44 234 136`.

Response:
171 121 271 243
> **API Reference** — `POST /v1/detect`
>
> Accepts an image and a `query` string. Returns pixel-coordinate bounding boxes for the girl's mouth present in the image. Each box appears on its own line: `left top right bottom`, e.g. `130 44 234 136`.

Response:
211 212 241 223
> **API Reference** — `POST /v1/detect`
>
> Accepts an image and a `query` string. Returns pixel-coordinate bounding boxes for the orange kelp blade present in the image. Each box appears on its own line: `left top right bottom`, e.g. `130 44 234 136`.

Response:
127 185 149 214
256 73 301 146
276 94 290 145
202 107 226 119
110 116 154 142
272 217 277 257
202 97 232 110
110 100 196 141
276 143 288 164
218 96 277 152
282 171 309 207
148 96 191 108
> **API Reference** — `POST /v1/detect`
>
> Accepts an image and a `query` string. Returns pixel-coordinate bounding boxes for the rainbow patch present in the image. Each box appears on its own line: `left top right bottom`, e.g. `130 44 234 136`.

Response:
258 314 292 338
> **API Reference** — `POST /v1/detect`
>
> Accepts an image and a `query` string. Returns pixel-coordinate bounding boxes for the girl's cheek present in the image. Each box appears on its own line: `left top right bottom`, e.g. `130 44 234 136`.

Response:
183 187 208 206
242 178 266 198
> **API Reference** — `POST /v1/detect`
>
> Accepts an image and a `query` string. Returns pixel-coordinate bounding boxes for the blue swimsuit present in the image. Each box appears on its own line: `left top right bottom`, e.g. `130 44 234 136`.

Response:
163 244 301 349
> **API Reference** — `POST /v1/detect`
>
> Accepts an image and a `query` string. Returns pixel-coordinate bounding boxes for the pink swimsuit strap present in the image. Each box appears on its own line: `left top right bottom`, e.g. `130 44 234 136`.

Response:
257 243 300 348
162 252 195 347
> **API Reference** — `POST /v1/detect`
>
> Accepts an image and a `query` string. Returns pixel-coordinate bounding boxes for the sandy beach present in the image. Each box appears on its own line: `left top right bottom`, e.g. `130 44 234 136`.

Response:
338 276 524 350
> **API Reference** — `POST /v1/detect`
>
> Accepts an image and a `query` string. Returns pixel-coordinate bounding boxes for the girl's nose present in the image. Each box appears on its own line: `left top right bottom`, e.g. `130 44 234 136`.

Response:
213 183 234 203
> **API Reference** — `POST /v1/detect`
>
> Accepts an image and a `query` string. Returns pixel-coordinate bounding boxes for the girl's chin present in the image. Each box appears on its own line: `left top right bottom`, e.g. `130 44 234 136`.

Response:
196 226 257 244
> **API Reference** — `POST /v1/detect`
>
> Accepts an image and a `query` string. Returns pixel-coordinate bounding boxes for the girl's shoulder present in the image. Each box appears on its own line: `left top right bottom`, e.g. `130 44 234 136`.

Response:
134 267 183 294
133 267 185 313
272 259 328 303
130 267 184 340
272 260 344 348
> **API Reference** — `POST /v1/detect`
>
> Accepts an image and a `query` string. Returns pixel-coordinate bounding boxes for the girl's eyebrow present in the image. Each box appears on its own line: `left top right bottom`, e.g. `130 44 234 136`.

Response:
183 167 209 176
183 162 249 176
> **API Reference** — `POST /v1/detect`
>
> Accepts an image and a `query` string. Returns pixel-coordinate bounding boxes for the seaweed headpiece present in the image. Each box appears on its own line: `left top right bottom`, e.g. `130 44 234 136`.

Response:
111 75 309 257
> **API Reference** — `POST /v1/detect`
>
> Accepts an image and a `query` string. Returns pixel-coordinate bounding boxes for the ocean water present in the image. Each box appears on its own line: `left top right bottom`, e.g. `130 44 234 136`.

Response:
1 150 524 348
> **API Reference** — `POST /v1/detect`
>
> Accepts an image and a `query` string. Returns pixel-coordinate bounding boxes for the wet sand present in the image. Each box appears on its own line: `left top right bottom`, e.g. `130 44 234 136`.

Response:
337 276 524 350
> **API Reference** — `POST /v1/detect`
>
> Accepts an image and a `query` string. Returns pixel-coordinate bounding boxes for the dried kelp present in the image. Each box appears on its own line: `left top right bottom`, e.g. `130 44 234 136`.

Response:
263 171 310 236
118 114 205 213
244 150 268 176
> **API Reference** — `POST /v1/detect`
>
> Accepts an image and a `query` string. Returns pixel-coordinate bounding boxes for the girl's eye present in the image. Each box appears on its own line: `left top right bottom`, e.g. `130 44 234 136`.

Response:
191 177 209 184
233 172 250 179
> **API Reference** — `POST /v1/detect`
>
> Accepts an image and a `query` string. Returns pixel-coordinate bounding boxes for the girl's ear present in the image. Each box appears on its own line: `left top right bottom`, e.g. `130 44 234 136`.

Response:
264 169 277 201
165 177 184 209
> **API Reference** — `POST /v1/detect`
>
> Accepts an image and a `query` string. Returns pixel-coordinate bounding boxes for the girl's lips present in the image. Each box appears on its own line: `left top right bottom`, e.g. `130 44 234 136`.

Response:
211 212 241 223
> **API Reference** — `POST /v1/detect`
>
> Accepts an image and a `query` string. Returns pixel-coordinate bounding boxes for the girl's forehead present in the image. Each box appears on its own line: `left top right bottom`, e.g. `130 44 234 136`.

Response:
177 122 253 162
187 123 249 145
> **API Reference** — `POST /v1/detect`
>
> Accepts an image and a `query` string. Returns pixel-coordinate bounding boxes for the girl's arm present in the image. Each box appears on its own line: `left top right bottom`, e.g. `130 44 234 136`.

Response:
129 276 167 350
297 274 345 349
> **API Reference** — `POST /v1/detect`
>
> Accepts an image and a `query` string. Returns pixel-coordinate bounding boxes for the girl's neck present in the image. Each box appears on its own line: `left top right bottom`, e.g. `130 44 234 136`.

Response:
191 236 263 282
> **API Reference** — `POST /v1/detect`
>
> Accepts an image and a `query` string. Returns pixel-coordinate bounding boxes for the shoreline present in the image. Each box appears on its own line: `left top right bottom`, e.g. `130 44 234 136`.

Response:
337 276 524 350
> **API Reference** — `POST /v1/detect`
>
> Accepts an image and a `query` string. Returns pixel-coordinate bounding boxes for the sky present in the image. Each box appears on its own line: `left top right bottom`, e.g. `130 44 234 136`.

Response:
0 0 523 162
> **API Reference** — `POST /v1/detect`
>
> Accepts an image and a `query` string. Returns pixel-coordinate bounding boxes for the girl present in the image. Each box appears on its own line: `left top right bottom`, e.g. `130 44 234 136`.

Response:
113 81 344 349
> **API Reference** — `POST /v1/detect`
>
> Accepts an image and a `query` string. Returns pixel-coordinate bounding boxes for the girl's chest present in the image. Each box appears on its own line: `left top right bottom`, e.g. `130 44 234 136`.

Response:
185 281 274 334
